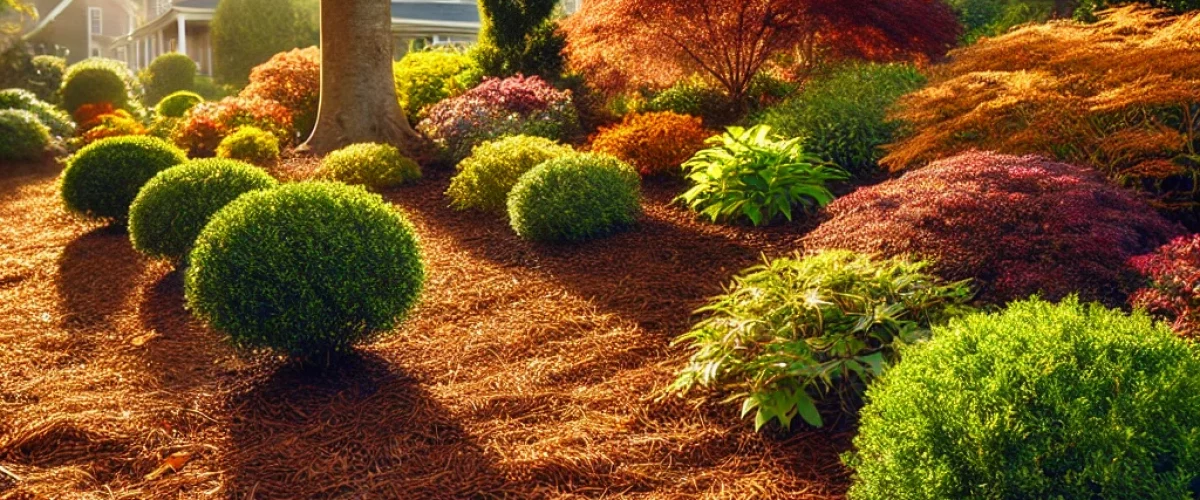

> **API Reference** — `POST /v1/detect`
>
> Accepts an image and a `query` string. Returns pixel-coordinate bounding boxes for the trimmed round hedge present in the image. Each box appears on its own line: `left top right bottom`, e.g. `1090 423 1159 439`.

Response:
447 135 574 213
129 158 278 262
507 153 641 243
846 297 1200 499
0 88 75 137
0 109 51 161
60 136 188 222
215 126 280 167
142 53 197 105
185 182 425 357
61 58 139 113
155 90 204 118
316 143 421 190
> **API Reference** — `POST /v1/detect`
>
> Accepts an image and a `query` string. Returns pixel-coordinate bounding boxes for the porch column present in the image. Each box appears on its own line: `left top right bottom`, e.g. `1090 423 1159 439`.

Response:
176 15 187 56
157 30 164 59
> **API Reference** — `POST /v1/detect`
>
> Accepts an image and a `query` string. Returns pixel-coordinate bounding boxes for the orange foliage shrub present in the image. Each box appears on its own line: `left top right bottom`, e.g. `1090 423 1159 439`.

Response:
239 47 320 139
589 112 713 176
78 110 147 146
173 96 293 157
883 6 1200 213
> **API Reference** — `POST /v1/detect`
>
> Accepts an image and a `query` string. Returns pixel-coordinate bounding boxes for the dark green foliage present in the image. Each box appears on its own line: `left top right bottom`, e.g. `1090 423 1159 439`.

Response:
507 152 641 242
154 91 204 118
141 53 197 106
211 0 318 84
60 136 188 222
129 158 277 262
27 55 65 103
0 109 50 161
0 88 74 137
755 63 925 177
0 42 33 92
846 297 1200 499
185 182 425 358
61 58 141 114
474 0 564 79
669 250 974 430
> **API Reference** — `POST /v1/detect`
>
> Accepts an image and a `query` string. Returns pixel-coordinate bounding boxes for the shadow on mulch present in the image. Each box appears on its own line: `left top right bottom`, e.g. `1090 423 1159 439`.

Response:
136 268 232 393
0 156 59 195
55 226 144 330
224 352 510 499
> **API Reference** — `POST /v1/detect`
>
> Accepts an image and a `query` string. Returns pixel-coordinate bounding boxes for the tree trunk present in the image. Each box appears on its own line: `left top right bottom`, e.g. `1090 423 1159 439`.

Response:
300 0 422 155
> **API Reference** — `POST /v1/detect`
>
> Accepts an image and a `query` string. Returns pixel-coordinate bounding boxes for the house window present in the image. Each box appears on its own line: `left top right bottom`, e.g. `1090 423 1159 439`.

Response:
89 7 102 36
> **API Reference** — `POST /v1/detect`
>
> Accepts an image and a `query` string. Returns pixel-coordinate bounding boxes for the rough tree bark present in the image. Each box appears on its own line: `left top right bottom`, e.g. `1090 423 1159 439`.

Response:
300 0 423 155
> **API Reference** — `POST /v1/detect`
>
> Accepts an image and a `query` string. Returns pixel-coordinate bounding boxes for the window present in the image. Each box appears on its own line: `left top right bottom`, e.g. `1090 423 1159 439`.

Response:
89 7 102 36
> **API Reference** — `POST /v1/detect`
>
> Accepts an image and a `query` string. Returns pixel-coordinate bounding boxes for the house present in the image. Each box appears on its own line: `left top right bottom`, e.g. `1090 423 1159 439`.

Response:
22 0 140 62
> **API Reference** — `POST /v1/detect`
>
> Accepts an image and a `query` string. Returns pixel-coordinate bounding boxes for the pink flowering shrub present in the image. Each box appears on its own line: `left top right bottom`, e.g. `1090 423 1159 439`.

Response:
417 75 579 162
803 151 1182 306
1130 235 1200 338
173 96 293 157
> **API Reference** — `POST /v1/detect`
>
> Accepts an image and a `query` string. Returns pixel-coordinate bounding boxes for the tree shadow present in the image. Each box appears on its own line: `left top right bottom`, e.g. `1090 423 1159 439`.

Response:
55 226 144 331
224 352 510 499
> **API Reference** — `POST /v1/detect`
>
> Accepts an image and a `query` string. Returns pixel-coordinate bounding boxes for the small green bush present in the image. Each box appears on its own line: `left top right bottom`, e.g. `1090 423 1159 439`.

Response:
641 76 731 126
507 152 641 243
846 297 1200 499
129 158 277 262
60 136 188 222
27 55 66 103
0 88 74 137
316 143 421 190
61 58 140 113
0 109 51 161
215 126 280 167
669 250 974 430
392 49 481 122
185 182 425 357
447 135 574 212
154 90 204 119
141 53 197 106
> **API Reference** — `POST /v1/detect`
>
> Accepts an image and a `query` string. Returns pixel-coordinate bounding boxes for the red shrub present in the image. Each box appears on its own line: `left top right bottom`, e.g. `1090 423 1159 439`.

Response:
239 47 320 139
73 102 118 130
589 111 713 176
173 96 293 157
1130 235 1200 338
803 151 1182 305
78 110 146 146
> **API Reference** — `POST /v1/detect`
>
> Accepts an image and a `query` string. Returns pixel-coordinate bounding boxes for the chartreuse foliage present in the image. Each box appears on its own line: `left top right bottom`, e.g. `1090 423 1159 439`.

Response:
392 49 482 122
141 53 197 106
216 126 280 167
447 135 574 213
846 297 1200 499
60 136 188 222
0 88 74 137
185 182 425 358
678 125 847 226
669 250 973 430
155 90 203 118
61 57 141 114
316 143 421 190
507 153 641 242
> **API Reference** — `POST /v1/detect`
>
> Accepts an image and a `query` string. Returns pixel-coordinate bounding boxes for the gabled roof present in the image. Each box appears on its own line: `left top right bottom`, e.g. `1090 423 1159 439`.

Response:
23 0 140 39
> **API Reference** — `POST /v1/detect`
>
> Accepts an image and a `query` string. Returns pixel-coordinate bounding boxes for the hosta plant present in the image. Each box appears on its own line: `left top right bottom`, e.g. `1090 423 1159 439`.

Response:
668 250 974 430
677 125 847 226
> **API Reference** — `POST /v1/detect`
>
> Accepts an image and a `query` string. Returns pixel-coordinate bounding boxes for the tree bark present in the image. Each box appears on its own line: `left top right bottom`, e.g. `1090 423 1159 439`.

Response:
300 0 423 155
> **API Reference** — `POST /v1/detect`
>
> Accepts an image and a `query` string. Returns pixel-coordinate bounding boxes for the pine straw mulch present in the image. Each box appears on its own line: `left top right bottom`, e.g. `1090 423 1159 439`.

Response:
0 156 853 499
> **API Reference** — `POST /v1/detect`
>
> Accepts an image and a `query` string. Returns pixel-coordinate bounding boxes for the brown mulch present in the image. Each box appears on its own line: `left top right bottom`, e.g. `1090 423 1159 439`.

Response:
0 157 853 499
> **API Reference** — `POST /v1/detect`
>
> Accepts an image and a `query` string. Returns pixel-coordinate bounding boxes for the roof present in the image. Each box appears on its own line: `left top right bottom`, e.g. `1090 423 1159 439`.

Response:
391 2 480 25
172 0 218 9
22 0 140 40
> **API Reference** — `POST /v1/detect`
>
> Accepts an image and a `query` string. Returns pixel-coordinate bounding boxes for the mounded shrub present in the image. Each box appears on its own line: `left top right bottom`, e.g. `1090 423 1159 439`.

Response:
589 111 712 176
60 136 188 222
846 297 1200 499
216 126 280 167
392 48 481 122
0 88 74 137
75 109 147 147
155 90 204 118
447 135 574 212
141 53 197 106
0 109 51 161
316 143 421 190
129 158 277 262
640 76 730 126
185 182 425 357
1130 234 1200 338
61 57 140 114
803 151 1182 305
239 47 320 138
507 152 641 242
173 96 293 157
26 55 66 103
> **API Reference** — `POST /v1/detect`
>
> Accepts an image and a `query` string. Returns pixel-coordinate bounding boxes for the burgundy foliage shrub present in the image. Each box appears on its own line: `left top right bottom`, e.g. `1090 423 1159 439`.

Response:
1130 235 1200 338
803 151 1182 305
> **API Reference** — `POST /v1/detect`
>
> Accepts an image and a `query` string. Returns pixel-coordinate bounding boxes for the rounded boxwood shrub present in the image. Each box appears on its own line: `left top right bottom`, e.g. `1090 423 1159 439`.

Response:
129 158 277 262
61 57 140 114
27 55 66 103
447 135 574 213
316 143 421 190
589 111 712 176
0 109 51 161
215 126 280 167
0 88 75 137
185 182 425 357
846 297 1200 499
155 90 203 118
60 136 188 222
141 53 197 106
507 152 641 243
392 48 481 122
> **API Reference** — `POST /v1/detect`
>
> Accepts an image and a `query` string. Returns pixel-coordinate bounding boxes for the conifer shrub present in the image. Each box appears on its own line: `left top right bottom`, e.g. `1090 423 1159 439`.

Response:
0 88 74 137
61 58 141 114
0 109 50 161
315 143 421 190
239 47 320 138
60 136 187 222
215 126 280 167
392 49 481 122
129 158 277 262
590 111 712 176
185 182 425 358
846 297 1200 499
447 135 574 212
803 151 1182 305
155 90 204 118
141 53 197 105
507 152 641 242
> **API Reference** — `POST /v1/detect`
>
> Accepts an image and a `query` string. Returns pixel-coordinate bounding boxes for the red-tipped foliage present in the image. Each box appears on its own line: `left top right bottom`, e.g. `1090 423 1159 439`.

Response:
803 151 1182 305
173 96 293 157
239 47 321 139
1130 235 1200 338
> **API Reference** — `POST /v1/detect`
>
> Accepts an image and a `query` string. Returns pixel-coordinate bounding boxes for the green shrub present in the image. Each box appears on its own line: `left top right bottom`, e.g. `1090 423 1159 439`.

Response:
393 49 481 122
141 53 197 106
61 58 141 114
60 136 188 222
507 152 641 242
0 88 74 137
669 250 973 430
447 135 574 212
215 126 280 167
211 0 316 84
678 125 848 226
154 90 204 118
316 143 421 190
27 55 66 103
0 109 50 161
641 76 731 126
129 158 277 262
193 75 236 101
755 63 925 177
846 297 1200 499
474 0 563 79
185 182 425 357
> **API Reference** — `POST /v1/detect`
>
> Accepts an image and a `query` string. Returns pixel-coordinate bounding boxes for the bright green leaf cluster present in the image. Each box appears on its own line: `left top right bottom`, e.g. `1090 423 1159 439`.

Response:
61 57 142 114
507 152 641 243
216 126 280 167
60 136 188 222
447 135 574 213
0 88 75 137
316 143 421 190
155 90 204 118
392 49 482 123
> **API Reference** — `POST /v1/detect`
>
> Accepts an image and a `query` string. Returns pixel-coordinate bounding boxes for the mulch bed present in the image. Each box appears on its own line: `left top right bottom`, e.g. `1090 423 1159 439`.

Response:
0 157 852 499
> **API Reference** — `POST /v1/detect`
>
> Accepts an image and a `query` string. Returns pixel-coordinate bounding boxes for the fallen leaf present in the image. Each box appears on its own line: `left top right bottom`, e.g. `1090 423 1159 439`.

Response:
144 451 192 480
131 331 159 347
